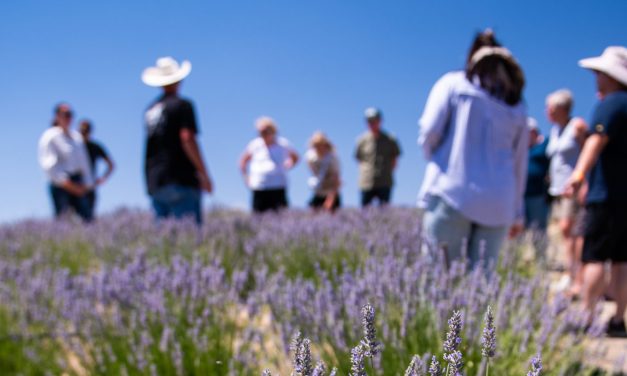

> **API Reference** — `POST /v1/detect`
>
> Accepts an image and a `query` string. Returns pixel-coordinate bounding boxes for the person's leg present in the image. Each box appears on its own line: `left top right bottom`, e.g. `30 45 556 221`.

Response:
276 188 288 210
151 185 180 220
49 184 70 218
422 196 472 267
582 262 606 314
525 195 550 263
609 263 627 324
361 189 375 207
378 187 392 206
71 194 94 222
468 224 508 270
170 186 202 224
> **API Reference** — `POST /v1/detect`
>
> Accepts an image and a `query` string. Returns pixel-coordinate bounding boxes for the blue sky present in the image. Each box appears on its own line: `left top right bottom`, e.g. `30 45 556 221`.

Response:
2 1 626 222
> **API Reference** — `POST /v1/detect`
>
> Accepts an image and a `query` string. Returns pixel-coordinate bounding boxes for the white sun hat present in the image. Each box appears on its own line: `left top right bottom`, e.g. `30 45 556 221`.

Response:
579 46 627 87
141 57 192 87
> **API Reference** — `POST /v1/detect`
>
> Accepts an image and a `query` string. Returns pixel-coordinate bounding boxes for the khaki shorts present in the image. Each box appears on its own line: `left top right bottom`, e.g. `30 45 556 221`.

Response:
551 195 585 236
551 195 580 221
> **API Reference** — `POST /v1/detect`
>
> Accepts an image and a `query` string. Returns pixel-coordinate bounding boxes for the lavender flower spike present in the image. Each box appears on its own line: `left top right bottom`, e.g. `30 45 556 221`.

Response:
262 370 272 376
527 354 542 376
360 303 381 357
350 344 367 376
291 331 304 371
296 338 313 376
443 310 463 357
428 356 442 376
481 306 496 358
329 367 338 376
312 361 326 376
443 350 463 376
405 355 426 376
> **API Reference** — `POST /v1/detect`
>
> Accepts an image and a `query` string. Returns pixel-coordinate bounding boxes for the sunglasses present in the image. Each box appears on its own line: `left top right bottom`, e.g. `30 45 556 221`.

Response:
59 111 73 118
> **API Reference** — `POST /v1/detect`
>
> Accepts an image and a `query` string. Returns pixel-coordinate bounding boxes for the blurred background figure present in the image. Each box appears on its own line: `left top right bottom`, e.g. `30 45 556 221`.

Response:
418 30 528 269
524 117 551 261
545 89 588 296
79 119 115 217
38 103 94 222
355 107 401 207
142 57 214 224
240 116 299 213
306 131 341 212
567 46 627 337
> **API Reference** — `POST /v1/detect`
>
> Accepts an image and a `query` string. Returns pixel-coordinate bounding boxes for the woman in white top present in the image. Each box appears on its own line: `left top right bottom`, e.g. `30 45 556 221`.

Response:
306 131 341 212
38 103 94 221
239 116 299 213
418 31 528 268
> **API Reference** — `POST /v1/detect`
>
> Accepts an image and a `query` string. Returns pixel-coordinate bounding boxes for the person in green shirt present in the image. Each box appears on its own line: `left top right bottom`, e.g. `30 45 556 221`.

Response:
354 107 401 207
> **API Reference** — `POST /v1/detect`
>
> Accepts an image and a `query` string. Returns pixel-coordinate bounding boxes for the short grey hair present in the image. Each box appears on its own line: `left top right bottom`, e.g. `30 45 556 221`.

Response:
546 89 573 114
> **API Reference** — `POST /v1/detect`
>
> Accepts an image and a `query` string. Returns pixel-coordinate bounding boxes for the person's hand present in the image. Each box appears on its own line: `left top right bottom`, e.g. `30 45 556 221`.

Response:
199 174 213 194
95 176 107 186
508 222 524 239
322 196 335 212
284 159 294 170
564 170 585 198
62 180 87 196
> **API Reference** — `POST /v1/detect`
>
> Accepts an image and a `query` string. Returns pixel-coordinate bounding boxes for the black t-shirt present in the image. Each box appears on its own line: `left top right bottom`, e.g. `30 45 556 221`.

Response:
586 90 627 205
144 93 199 195
85 140 109 174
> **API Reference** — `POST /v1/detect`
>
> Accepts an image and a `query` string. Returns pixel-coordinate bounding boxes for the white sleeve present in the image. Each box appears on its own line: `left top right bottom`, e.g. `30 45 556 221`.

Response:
418 73 454 159
38 131 68 185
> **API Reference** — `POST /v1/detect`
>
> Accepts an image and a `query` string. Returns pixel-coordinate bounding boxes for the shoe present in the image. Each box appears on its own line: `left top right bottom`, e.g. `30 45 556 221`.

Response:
606 319 627 338
553 275 572 292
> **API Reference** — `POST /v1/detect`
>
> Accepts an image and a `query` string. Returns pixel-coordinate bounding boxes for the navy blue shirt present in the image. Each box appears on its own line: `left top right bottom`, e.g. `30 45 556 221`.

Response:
525 137 550 197
586 91 627 205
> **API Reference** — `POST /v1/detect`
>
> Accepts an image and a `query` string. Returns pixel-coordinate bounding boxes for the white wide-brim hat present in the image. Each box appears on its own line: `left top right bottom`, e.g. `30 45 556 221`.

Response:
141 57 192 87
579 46 627 87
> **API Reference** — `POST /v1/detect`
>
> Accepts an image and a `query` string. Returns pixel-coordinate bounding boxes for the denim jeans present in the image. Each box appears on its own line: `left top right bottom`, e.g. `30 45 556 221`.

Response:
50 184 93 222
151 184 202 224
422 196 508 269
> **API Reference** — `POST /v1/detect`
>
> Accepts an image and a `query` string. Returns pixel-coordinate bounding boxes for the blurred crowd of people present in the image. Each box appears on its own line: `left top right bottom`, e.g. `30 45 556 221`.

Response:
37 31 627 336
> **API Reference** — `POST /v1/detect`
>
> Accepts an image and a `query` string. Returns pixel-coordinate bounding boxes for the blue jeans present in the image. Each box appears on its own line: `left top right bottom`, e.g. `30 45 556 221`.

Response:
524 195 549 230
151 184 202 224
422 196 508 269
49 175 93 222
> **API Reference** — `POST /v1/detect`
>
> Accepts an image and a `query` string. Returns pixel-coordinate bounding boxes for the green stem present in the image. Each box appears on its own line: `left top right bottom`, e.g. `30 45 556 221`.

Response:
486 360 489 376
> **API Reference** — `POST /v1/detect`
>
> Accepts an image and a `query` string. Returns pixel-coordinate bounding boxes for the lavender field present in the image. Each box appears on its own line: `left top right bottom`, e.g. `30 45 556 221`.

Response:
0 208 605 375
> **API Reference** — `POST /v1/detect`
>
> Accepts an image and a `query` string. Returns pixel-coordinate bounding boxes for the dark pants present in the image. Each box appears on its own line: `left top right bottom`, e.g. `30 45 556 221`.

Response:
361 187 392 207
309 194 341 211
49 174 93 222
86 190 97 217
253 188 288 213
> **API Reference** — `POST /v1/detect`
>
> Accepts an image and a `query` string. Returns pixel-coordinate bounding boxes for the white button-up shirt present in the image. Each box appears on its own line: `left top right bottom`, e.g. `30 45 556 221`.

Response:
38 126 94 187
417 71 529 226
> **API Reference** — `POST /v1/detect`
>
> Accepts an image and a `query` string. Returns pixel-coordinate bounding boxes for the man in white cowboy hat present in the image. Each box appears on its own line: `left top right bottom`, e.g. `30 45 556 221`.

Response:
142 56 213 224
565 46 627 337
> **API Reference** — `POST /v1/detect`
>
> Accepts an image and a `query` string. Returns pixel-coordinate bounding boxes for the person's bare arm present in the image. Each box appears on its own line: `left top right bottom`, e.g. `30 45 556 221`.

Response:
239 151 252 187
96 157 115 186
285 149 299 169
180 128 213 193
565 133 609 195
572 117 589 148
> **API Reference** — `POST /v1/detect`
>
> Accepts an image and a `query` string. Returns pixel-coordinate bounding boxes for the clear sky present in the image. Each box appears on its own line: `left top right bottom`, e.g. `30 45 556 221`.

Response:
2 1 626 223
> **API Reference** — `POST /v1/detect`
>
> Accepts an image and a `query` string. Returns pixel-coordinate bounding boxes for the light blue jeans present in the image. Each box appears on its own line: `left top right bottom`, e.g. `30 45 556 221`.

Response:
422 196 508 269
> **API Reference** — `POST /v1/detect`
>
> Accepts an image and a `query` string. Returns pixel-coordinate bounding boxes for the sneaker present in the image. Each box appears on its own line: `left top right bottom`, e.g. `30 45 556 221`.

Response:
606 319 627 338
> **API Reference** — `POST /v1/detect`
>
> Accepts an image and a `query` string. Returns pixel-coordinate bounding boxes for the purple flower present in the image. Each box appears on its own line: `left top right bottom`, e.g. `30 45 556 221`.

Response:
443 310 463 357
350 344 367 376
428 356 442 376
527 354 542 376
405 355 426 376
481 306 496 358
360 303 380 357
